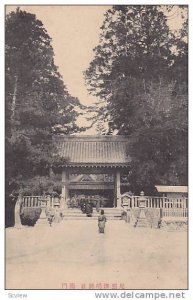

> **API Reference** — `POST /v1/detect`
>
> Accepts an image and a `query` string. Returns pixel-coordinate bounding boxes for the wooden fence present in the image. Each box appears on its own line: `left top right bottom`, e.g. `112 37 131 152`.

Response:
22 196 60 208
122 196 188 219
22 195 188 219
22 196 41 207
122 196 188 208
162 208 188 218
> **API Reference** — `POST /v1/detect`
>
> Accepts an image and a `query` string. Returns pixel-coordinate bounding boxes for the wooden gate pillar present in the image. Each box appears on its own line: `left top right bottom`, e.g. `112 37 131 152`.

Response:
115 170 121 207
61 170 69 208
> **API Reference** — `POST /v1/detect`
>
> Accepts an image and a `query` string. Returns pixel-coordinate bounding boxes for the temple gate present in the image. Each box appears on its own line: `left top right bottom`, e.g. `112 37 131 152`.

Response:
56 135 131 208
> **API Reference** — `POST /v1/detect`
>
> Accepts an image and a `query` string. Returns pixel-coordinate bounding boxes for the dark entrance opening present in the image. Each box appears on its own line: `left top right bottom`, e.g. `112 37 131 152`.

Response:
69 189 114 208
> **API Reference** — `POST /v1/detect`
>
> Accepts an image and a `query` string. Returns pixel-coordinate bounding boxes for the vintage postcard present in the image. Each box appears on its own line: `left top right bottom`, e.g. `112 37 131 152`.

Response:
4 2 189 298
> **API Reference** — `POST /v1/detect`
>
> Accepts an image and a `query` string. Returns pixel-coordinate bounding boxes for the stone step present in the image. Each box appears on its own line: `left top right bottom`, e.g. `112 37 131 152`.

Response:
61 209 123 214
60 208 123 220
62 216 122 220
62 214 122 220
62 210 122 215
62 214 122 218
62 213 122 218
61 207 122 211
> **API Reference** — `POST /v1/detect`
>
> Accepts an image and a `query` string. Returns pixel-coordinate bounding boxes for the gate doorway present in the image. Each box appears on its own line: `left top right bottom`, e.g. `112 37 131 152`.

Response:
69 189 114 208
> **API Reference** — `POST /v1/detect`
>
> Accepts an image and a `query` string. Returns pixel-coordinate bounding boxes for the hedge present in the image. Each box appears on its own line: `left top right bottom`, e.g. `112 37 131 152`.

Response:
20 207 42 226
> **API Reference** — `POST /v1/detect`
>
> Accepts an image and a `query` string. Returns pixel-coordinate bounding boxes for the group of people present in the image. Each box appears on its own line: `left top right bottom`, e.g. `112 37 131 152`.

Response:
80 200 93 217
67 195 104 210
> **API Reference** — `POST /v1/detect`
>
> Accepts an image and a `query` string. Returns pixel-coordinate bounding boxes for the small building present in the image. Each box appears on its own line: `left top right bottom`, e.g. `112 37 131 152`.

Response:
155 185 188 199
56 135 131 207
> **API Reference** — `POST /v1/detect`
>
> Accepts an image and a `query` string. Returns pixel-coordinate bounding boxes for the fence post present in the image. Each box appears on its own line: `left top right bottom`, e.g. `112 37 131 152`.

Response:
14 194 23 228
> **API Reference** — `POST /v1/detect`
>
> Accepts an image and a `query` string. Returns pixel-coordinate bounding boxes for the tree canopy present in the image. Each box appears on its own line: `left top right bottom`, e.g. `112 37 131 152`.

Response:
5 8 82 202
85 5 188 193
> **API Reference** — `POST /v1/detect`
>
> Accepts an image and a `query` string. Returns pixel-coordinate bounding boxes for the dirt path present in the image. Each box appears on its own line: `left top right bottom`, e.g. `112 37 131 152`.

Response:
6 220 187 289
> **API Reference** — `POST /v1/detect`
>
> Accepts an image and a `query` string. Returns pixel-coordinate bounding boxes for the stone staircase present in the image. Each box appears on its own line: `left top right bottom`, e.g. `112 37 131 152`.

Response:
61 208 123 221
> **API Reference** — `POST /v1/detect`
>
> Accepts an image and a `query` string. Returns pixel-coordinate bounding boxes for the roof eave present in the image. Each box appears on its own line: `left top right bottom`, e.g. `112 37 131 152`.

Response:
61 163 130 168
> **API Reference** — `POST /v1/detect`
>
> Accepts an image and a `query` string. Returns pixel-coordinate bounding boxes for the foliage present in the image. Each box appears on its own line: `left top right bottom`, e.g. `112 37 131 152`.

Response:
85 6 173 129
6 9 80 136
5 8 85 227
5 8 82 200
85 5 188 192
20 207 42 226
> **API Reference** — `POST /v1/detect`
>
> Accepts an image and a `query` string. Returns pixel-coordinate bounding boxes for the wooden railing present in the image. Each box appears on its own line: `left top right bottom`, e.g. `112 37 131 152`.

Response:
122 196 188 209
122 196 188 219
22 196 41 207
22 196 60 208
122 195 188 219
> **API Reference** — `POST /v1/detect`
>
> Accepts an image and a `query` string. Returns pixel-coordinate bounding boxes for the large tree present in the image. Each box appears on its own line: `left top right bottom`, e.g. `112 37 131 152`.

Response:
85 6 174 132
85 5 188 193
5 8 82 224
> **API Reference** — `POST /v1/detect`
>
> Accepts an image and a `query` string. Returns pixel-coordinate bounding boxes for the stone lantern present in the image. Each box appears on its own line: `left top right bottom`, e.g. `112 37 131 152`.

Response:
36 195 50 226
135 191 149 227
138 191 148 209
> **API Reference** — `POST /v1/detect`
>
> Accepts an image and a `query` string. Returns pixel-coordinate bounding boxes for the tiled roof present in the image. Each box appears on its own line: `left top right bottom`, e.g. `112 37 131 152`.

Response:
56 135 131 166
155 185 188 193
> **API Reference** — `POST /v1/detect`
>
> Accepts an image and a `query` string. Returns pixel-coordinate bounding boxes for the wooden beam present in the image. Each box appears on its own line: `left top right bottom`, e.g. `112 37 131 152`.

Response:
69 184 114 190
115 170 121 207
66 167 121 174
61 170 69 203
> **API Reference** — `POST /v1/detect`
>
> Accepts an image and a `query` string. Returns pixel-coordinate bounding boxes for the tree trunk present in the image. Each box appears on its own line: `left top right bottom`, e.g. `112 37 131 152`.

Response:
14 193 22 228
11 75 18 126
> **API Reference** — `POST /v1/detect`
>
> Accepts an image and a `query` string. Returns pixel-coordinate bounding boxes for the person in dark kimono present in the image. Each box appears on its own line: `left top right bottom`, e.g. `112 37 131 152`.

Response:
80 199 86 213
85 201 93 217
98 209 107 233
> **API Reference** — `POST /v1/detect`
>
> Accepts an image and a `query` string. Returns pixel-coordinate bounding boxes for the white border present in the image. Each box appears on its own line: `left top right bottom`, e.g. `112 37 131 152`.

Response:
1 1 192 300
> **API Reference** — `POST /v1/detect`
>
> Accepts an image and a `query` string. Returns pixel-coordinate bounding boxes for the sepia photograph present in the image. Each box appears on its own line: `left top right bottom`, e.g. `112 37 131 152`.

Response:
5 4 188 291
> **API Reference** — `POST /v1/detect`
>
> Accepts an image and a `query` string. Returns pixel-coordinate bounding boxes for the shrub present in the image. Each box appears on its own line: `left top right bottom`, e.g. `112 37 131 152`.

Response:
20 207 42 226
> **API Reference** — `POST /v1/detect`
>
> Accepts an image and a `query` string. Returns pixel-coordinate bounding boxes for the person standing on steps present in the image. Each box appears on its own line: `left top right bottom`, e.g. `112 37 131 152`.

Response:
96 198 101 212
86 200 93 217
98 209 107 233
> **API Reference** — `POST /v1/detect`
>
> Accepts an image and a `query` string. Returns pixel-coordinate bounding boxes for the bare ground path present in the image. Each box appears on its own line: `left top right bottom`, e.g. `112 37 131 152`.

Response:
6 220 187 289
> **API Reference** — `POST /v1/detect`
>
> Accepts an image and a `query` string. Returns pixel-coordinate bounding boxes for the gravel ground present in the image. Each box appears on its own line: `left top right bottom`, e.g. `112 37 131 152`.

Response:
5 220 188 289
